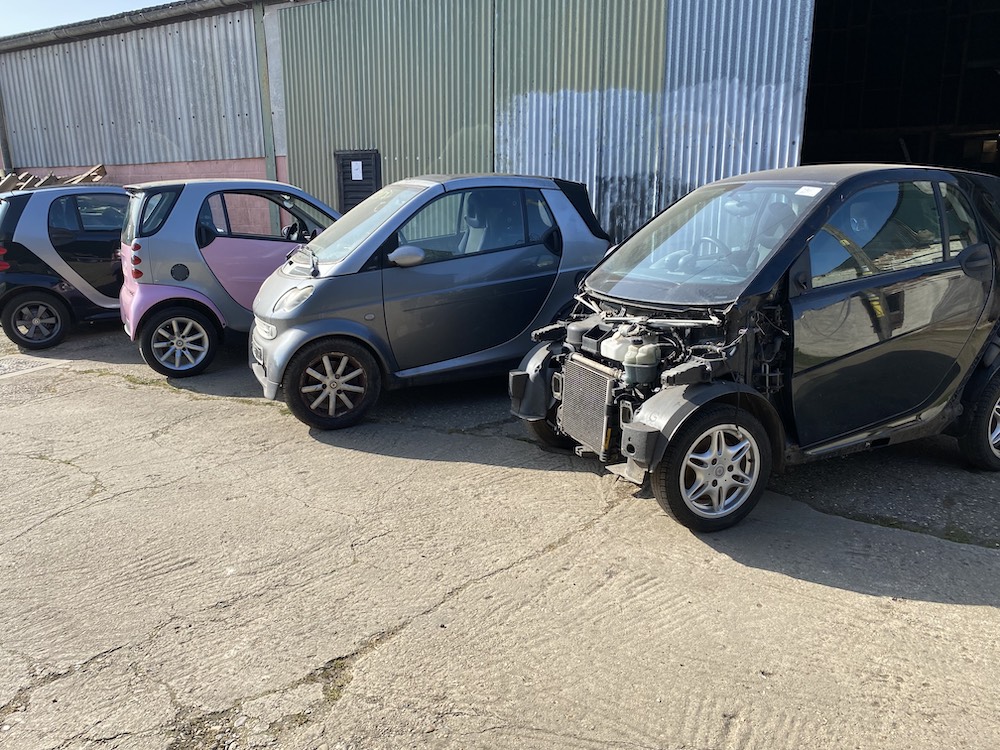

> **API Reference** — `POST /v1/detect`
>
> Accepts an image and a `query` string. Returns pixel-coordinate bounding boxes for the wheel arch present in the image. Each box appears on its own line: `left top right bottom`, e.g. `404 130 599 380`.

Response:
637 383 786 474
288 332 389 382
138 298 225 339
0 284 77 324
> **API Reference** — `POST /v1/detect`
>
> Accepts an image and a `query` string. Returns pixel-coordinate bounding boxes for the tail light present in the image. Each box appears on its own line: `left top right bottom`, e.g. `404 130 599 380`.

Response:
129 242 143 278
0 246 8 272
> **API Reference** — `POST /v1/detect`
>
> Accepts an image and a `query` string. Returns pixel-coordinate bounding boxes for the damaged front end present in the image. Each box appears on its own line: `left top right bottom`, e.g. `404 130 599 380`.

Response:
510 294 785 483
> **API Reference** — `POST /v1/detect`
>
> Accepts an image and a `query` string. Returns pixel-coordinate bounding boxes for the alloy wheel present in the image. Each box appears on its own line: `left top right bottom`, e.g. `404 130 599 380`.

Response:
299 352 367 418
679 423 761 519
990 394 1000 460
150 316 210 372
13 302 61 345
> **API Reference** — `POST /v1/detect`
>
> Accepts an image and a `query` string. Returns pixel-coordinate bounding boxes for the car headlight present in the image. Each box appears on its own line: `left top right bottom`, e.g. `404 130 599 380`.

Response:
273 285 315 313
254 318 277 340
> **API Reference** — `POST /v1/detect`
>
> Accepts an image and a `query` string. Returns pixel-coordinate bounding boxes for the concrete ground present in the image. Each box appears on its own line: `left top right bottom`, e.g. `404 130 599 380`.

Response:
1 324 998 749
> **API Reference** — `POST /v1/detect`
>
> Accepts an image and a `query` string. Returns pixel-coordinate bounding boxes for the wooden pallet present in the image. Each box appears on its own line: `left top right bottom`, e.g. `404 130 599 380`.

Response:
0 164 106 192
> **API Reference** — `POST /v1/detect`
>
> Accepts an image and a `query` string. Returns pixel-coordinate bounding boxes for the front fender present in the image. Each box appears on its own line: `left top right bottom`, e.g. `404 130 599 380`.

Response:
622 381 774 470
260 317 395 395
509 341 565 420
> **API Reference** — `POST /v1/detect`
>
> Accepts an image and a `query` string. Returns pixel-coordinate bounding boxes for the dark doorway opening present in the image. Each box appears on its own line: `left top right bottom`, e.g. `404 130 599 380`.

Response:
801 0 1000 176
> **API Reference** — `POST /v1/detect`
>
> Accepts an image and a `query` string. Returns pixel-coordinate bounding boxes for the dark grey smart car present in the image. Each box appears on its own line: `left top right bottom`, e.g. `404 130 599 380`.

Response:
511 164 1000 530
252 174 610 428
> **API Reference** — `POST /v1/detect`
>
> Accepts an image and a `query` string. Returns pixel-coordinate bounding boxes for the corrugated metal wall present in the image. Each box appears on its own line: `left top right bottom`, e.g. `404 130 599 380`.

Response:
494 0 668 241
660 0 814 204
282 0 814 240
0 11 263 167
281 0 494 207
0 0 812 237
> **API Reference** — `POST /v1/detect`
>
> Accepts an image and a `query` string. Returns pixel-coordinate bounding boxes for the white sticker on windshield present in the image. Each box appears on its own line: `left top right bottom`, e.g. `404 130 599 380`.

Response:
796 186 822 197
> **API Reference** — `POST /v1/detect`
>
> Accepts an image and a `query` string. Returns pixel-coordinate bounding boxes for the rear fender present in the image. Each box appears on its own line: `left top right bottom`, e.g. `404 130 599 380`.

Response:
623 382 786 472
509 342 566 420
130 284 227 340
957 350 1000 435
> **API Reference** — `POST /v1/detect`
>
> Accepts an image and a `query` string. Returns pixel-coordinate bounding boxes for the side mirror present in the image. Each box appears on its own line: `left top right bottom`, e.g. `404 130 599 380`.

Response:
957 242 993 283
387 244 426 268
604 243 617 257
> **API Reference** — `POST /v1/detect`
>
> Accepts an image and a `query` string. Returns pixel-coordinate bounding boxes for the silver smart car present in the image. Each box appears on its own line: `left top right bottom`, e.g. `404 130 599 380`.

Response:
251 174 610 429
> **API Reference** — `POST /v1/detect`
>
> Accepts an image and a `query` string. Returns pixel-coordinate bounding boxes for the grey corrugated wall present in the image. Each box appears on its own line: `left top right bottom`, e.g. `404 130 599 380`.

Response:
280 0 494 210
0 11 264 167
495 0 815 239
0 0 815 240
281 0 814 239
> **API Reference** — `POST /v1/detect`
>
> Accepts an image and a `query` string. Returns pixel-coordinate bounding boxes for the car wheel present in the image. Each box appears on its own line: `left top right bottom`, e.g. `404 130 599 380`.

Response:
1 292 71 350
525 408 577 449
283 338 381 430
139 307 219 378
959 373 1000 471
651 405 771 532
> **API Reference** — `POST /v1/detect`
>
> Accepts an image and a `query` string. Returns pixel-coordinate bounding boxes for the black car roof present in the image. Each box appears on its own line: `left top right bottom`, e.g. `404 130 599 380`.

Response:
714 163 1000 188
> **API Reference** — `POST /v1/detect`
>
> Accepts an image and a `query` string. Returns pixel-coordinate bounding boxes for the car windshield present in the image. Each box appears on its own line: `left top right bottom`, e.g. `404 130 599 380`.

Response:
308 183 429 264
586 181 828 305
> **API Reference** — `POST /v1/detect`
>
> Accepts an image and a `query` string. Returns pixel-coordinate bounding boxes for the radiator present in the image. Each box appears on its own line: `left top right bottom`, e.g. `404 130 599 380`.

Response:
559 356 615 459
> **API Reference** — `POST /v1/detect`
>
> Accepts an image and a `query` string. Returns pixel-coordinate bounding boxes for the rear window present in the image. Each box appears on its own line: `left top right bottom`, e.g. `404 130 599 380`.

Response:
0 194 30 243
122 187 181 243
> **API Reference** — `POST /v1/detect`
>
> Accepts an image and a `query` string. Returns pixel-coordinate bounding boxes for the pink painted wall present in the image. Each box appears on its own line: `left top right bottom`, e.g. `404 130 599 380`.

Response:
20 157 291 187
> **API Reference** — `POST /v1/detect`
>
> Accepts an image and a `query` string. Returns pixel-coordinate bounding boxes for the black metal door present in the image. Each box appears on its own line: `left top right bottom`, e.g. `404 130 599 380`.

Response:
334 150 382 214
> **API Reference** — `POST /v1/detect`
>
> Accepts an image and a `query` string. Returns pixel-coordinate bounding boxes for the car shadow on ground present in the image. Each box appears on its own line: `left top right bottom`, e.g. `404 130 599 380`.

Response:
767 435 1000 547
694 488 1000 607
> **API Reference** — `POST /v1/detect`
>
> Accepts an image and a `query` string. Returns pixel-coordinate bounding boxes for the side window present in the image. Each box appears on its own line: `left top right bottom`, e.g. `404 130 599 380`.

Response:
220 192 284 239
810 181 944 289
48 196 81 233
396 188 528 262
76 194 128 231
525 189 555 242
138 189 181 237
939 184 978 257
200 194 228 234
401 192 465 246
275 194 335 238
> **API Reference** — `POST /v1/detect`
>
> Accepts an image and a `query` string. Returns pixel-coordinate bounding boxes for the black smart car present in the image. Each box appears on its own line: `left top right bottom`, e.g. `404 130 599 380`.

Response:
511 164 1000 531
0 185 128 349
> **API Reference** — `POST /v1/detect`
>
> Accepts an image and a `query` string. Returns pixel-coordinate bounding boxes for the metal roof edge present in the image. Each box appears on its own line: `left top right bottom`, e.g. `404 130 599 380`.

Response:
0 0 295 53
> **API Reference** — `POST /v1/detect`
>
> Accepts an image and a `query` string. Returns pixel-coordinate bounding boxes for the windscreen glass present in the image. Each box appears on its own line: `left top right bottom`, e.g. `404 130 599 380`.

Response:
309 184 427 264
586 182 827 305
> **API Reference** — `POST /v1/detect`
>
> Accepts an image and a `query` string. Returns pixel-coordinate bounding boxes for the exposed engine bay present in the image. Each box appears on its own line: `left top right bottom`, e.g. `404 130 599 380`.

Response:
515 292 788 467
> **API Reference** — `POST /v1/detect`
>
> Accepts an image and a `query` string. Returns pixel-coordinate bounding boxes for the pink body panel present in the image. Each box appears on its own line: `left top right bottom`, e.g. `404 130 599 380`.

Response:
199 236 291 310
119 253 228 340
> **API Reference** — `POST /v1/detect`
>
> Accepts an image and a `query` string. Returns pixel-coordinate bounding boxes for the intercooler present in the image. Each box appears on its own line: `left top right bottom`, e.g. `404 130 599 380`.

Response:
558 355 616 459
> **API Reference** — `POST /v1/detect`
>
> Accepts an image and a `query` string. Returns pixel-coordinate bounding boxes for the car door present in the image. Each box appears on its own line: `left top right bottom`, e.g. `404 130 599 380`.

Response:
382 187 562 370
789 179 995 447
47 193 128 299
198 190 334 310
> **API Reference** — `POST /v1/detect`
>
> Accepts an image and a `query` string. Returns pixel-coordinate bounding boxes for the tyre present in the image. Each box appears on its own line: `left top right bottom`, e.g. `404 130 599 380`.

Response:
958 373 1000 471
283 338 381 430
525 407 576 449
651 405 771 532
139 307 219 378
1 292 70 350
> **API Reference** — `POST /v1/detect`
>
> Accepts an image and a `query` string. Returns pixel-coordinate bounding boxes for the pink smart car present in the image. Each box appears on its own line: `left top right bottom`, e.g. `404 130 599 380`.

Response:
119 179 339 377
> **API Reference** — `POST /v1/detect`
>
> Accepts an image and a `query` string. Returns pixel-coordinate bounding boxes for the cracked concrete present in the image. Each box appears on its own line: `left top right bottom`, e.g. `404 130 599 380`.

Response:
1 329 999 749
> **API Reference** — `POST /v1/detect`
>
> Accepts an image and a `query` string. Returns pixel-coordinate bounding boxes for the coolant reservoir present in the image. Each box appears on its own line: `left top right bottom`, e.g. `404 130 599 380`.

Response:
600 327 633 362
624 342 660 385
